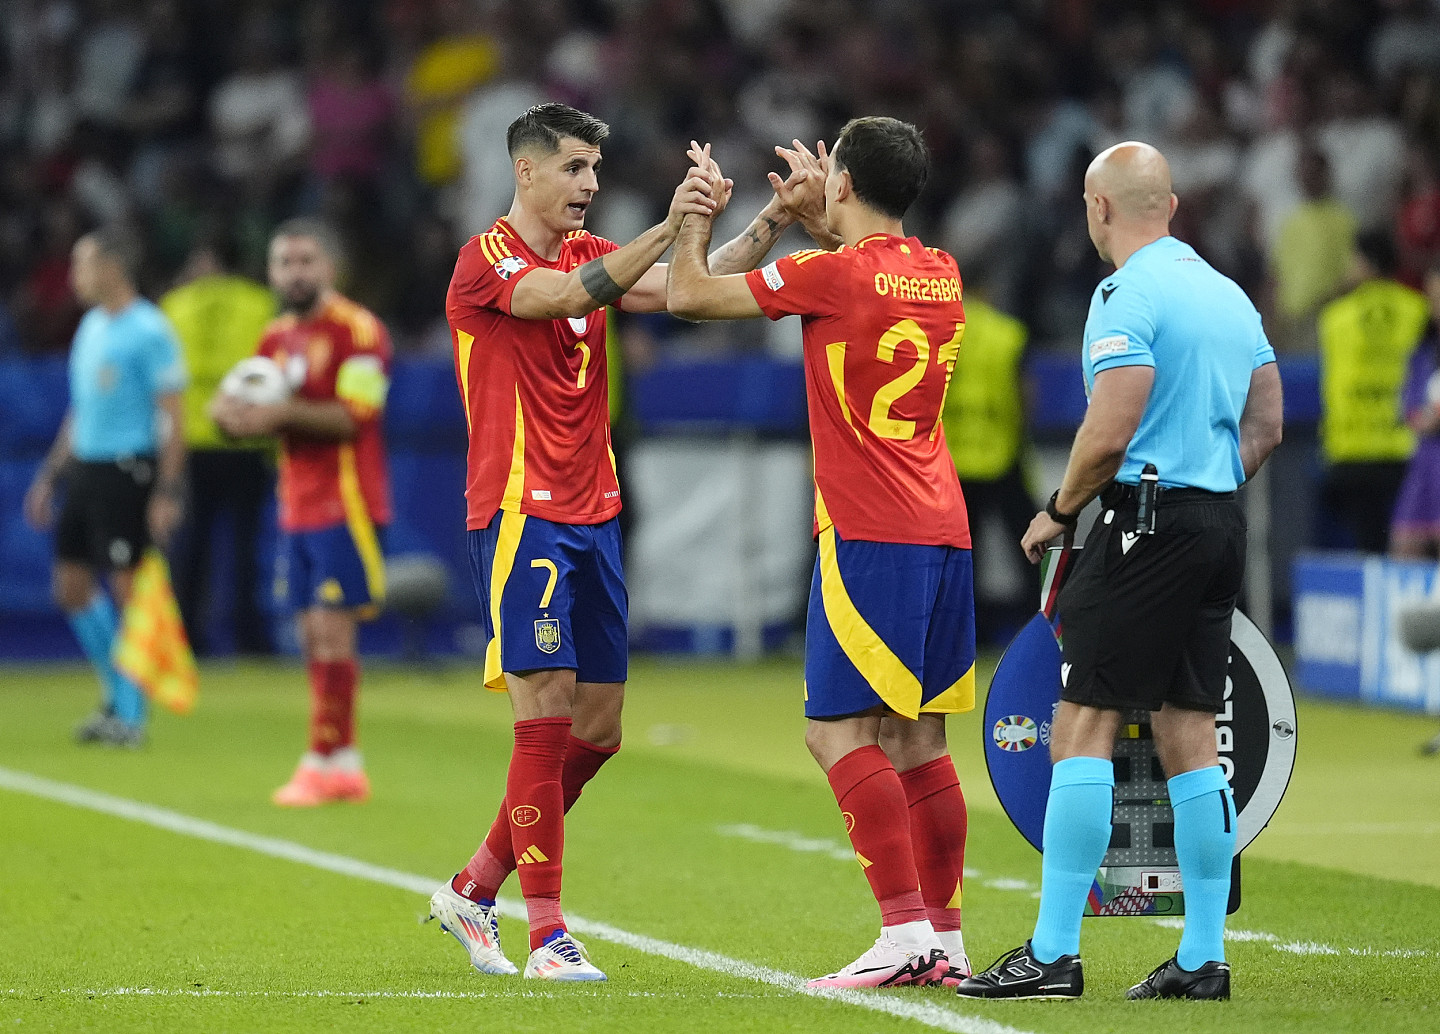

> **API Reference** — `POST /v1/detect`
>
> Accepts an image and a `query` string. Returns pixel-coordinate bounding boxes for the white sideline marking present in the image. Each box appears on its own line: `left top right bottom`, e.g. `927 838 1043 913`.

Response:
716 824 1026 886
0 768 1030 1034
1150 919 1436 959
716 820 1433 962
717 822 856 862
7 988 775 1000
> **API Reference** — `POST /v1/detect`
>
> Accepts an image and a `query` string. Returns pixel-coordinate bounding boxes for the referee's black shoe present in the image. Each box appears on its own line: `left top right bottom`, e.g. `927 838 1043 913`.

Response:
954 941 1082 1000
1126 956 1230 1000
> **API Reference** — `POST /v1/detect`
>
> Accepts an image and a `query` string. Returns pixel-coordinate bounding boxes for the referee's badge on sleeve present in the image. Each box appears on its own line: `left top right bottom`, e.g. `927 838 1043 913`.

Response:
1089 335 1129 360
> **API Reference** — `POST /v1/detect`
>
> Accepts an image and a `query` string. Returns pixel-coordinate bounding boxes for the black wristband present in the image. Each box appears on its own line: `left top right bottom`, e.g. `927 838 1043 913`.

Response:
578 257 625 306
1045 489 1079 527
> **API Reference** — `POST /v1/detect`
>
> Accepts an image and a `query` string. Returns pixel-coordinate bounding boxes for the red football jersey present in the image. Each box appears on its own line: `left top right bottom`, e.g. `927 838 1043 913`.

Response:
257 293 393 533
745 234 971 547
448 218 621 529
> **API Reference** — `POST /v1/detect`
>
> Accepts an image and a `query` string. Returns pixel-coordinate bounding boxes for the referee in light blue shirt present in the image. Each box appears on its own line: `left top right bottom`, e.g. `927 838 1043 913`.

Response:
958 143 1284 1002
23 226 188 747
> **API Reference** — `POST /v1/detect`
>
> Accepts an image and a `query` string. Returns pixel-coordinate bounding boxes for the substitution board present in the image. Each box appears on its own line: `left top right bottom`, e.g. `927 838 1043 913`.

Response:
984 546 1297 916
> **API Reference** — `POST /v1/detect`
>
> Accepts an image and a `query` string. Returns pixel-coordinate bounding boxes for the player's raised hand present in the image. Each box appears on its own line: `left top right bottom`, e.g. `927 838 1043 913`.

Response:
676 139 731 218
685 140 733 217
771 140 841 248
669 143 726 228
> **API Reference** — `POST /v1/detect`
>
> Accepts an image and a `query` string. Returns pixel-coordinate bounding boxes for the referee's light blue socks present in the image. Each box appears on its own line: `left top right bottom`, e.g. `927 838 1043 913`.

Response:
1169 765 1236 970
67 593 146 727
1030 755 1115 963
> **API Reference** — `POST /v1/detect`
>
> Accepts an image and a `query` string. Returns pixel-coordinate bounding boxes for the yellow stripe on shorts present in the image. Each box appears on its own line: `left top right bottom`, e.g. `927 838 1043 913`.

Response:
921 662 976 715
483 511 527 691
817 526 923 719
338 444 386 619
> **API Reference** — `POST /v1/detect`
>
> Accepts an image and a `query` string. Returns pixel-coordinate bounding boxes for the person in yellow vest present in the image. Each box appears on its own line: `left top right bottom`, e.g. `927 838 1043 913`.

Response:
939 292 1036 644
161 235 277 653
1318 230 1430 553
405 1 498 187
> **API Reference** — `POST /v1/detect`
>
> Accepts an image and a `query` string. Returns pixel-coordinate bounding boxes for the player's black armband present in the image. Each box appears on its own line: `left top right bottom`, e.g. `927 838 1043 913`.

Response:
1046 489 1079 527
579 257 625 306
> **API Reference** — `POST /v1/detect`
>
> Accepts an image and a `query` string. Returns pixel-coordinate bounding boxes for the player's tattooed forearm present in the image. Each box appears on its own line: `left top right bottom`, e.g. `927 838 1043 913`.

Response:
579 257 625 305
711 215 784 274
746 215 782 247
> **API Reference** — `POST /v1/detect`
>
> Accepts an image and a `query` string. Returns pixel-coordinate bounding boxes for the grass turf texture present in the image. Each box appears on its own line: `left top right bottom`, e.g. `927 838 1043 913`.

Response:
0 657 1436 1033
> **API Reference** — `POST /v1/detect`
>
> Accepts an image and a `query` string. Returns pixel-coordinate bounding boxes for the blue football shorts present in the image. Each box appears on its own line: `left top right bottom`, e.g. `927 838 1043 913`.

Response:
804 527 977 720
469 512 628 691
277 522 388 618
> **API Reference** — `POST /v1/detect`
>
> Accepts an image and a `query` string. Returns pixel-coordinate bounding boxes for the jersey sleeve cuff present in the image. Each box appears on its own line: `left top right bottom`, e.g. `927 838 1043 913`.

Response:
1091 352 1155 375
496 262 542 317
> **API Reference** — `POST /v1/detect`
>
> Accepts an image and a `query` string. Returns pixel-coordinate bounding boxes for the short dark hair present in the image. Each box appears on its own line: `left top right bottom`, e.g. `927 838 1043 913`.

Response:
1356 229 1398 279
86 224 143 283
271 217 343 263
831 117 929 220
506 102 609 158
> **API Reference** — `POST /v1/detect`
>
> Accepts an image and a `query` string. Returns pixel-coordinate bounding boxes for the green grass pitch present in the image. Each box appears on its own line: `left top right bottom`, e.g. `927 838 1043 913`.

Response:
1 655 1437 1033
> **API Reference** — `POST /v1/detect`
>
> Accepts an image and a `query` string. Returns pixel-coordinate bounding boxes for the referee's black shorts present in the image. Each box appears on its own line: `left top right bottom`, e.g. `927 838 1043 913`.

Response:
55 457 156 571
1056 483 1245 714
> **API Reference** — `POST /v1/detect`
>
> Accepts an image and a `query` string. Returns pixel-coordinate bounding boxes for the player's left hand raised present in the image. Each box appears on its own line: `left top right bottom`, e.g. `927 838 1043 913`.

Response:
679 141 732 217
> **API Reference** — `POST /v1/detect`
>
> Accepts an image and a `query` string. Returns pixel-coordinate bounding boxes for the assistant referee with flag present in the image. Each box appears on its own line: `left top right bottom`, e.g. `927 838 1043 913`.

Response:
957 142 1284 1002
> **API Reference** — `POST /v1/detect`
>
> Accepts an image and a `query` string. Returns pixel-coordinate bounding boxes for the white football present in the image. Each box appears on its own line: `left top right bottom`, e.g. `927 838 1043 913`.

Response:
220 356 290 406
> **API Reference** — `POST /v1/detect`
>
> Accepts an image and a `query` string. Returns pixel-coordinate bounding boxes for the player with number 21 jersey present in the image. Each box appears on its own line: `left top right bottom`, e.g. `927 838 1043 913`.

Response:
747 237 971 549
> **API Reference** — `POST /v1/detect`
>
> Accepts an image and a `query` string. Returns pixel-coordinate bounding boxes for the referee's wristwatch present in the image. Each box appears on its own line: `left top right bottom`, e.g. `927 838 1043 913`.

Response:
1045 489 1079 528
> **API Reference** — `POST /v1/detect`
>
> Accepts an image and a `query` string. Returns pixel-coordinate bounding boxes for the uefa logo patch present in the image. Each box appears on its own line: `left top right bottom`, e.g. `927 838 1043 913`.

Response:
493 255 528 279
993 715 1039 752
511 804 541 827
534 618 561 654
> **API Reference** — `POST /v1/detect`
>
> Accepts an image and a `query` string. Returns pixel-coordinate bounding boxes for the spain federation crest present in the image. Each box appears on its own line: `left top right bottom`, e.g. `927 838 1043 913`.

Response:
534 618 561 654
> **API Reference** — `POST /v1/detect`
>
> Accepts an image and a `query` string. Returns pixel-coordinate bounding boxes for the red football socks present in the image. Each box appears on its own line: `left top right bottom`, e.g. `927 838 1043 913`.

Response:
506 717 572 949
561 736 620 809
307 659 358 755
899 755 968 933
827 745 928 927
456 735 620 903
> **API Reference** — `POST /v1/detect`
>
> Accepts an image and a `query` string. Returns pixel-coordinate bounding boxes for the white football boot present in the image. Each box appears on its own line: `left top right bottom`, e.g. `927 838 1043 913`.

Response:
935 929 972 985
806 936 946 988
427 880 519 975
523 931 607 981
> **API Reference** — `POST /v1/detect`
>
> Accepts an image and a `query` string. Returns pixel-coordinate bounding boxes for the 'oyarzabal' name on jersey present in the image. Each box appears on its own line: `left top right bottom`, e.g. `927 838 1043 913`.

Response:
873 273 962 302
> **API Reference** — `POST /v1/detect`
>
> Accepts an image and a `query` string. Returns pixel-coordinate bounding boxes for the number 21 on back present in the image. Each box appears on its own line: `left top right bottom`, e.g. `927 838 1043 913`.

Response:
825 318 964 442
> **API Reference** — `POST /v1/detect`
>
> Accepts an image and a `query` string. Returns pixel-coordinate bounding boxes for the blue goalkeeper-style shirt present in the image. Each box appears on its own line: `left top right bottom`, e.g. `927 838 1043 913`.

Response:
1080 236 1275 493
69 298 187 461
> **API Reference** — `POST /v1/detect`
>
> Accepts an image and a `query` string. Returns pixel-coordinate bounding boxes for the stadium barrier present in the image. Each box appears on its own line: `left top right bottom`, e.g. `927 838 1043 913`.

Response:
0 352 1324 660
1293 552 1440 714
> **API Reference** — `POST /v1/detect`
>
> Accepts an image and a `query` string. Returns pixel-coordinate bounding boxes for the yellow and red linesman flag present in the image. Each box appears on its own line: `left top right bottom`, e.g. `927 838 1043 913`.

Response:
114 550 199 715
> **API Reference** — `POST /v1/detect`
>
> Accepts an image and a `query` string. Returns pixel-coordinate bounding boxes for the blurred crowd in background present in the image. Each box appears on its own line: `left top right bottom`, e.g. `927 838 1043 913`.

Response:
6 0 1440 357
9 0 1440 655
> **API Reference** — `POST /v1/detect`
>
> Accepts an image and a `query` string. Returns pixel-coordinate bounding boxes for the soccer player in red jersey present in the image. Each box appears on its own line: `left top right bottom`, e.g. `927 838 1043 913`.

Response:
427 102 831 982
212 219 392 807
669 118 975 988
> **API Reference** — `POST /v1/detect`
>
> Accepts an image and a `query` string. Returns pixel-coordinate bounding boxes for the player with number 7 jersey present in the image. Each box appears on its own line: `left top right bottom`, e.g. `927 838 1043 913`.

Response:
449 218 622 528
669 118 976 989
434 103 839 983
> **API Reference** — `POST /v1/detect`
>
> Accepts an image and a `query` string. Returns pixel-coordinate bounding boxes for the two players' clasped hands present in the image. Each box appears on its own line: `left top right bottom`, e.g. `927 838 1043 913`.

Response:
669 138 834 231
